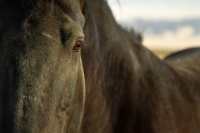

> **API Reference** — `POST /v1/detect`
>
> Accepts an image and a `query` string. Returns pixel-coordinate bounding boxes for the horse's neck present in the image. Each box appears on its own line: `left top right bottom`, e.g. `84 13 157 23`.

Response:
83 18 179 132
102 44 179 133
83 0 176 132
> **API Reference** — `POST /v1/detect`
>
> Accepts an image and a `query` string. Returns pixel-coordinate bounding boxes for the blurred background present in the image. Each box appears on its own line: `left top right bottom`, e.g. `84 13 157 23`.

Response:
108 0 200 57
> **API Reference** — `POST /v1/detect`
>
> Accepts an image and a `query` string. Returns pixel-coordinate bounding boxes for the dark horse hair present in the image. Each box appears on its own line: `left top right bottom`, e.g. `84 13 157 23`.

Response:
81 0 200 133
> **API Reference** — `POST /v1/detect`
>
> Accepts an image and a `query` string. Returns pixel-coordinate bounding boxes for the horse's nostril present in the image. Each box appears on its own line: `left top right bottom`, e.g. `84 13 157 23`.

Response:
73 37 85 52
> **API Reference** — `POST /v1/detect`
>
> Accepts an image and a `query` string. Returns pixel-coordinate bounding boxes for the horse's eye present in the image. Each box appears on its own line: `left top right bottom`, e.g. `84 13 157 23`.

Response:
73 37 85 52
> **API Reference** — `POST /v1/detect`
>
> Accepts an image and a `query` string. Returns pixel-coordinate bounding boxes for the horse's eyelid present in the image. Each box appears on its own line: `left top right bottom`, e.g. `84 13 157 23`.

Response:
60 29 71 45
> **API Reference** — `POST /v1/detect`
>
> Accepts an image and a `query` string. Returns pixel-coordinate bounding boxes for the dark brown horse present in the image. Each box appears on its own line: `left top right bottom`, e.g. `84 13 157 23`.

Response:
81 0 200 133
1 0 200 133
165 47 200 60
0 0 86 133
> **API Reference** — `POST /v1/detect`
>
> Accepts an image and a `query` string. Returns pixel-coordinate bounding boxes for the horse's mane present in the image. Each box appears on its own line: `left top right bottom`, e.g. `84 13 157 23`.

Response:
84 0 142 49
82 1 154 132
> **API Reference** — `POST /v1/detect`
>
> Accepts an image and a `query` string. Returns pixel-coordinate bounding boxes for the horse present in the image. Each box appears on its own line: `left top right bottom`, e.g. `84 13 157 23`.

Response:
0 0 86 133
1 0 200 133
81 0 200 133
165 47 200 60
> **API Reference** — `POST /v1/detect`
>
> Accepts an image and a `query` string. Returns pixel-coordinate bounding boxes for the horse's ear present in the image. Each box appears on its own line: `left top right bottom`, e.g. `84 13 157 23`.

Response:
80 0 85 11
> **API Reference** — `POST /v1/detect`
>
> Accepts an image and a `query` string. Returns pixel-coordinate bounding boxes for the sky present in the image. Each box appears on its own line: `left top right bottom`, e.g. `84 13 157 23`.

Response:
108 0 200 50
108 0 200 20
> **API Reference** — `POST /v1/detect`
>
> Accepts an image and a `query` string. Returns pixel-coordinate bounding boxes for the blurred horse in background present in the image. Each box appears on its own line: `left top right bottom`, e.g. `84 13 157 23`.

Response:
165 47 200 60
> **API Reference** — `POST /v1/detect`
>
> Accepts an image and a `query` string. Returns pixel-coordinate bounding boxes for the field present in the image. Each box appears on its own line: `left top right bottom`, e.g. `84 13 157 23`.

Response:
152 49 173 59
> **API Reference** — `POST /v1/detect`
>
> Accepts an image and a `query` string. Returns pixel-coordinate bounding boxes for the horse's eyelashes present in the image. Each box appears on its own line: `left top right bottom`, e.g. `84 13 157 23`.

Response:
60 29 71 46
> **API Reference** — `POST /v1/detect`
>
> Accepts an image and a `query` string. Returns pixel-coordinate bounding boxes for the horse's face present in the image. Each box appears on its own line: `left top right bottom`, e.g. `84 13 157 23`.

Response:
0 0 85 133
